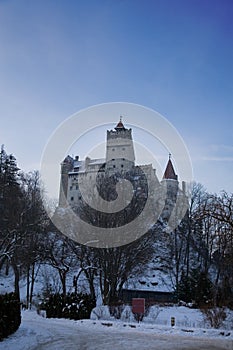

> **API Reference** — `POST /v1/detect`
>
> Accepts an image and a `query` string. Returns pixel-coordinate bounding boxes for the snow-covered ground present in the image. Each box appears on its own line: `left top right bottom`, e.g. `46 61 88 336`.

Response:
1 309 233 350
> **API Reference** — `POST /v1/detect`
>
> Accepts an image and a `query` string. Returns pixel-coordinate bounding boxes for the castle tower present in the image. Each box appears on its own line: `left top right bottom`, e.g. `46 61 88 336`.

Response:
105 118 135 174
58 155 74 207
161 154 179 206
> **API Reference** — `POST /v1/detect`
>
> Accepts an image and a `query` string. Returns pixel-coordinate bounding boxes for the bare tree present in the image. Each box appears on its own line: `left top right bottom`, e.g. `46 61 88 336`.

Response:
93 231 156 305
43 231 78 297
203 192 233 305
19 171 49 308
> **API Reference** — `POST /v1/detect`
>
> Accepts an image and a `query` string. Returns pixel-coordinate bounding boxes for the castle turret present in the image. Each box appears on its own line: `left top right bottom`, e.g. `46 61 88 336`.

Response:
163 154 178 181
160 154 179 222
162 154 178 193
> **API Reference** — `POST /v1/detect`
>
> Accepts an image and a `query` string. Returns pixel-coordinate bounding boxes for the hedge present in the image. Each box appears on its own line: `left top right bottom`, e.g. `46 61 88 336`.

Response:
43 293 96 320
0 293 21 341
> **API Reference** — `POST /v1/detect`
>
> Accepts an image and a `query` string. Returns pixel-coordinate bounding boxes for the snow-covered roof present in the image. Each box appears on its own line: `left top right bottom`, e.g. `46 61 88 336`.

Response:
89 158 105 165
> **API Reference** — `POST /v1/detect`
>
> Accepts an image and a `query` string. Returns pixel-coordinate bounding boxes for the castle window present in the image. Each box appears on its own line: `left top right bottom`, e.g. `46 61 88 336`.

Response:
121 164 124 168
113 165 116 168
122 147 125 151
76 185 78 190
70 186 72 190
112 148 115 151
71 196 74 201
112 158 115 161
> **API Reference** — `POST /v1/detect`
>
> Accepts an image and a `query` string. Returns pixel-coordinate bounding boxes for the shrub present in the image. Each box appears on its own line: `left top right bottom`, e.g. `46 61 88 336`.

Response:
144 305 160 323
201 307 227 329
120 305 135 322
109 302 124 319
0 293 21 340
90 306 111 320
44 293 95 320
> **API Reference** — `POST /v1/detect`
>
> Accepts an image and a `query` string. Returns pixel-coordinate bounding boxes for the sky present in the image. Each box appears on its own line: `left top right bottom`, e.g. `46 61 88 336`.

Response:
0 0 233 196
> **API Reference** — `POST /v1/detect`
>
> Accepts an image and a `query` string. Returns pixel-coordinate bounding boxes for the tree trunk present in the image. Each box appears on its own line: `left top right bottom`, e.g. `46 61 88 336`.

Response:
73 275 78 294
89 280 96 304
59 270 67 298
5 260 9 276
26 265 30 308
29 262 35 308
185 222 191 277
12 261 20 300
83 269 96 303
99 271 109 305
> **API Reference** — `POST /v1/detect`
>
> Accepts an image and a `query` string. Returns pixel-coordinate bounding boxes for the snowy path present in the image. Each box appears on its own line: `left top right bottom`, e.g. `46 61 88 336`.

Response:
1 311 233 350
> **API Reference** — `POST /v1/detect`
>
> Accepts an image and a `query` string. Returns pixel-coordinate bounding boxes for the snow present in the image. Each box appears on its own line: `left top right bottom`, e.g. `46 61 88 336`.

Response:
145 306 204 328
1 308 233 350
91 305 111 320
1 268 233 349
124 244 175 293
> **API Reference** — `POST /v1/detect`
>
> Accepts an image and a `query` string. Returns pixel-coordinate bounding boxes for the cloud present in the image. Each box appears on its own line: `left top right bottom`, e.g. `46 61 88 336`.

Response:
190 142 233 162
200 156 233 162
209 144 233 153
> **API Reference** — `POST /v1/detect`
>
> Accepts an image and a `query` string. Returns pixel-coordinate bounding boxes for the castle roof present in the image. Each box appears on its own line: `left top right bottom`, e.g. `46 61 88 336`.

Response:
163 156 178 180
115 117 125 130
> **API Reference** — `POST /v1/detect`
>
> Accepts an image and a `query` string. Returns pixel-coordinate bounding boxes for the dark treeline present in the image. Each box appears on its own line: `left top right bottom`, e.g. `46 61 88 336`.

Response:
0 146 233 308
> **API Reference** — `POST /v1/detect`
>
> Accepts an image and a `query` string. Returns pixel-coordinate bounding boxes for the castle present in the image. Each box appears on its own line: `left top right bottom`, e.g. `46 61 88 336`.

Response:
58 118 182 212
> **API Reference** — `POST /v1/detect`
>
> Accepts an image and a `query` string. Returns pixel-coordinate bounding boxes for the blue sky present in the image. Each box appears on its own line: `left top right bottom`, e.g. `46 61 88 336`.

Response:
0 0 232 195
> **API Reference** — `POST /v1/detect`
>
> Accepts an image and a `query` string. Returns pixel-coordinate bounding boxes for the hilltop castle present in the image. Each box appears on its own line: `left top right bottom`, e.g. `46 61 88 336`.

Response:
58 118 185 225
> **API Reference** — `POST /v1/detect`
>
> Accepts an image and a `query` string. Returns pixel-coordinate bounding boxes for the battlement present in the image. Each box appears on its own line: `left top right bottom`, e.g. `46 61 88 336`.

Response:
107 128 132 140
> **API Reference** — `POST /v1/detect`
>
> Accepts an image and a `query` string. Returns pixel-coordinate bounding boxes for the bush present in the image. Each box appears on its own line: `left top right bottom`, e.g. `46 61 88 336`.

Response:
109 302 124 319
120 305 135 322
90 306 111 320
144 305 160 323
44 293 95 320
0 293 21 341
201 307 227 329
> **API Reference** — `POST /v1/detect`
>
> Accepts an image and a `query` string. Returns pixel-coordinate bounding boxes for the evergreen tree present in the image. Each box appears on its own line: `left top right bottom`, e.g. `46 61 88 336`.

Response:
0 145 21 231
176 270 192 303
0 145 22 298
177 267 213 306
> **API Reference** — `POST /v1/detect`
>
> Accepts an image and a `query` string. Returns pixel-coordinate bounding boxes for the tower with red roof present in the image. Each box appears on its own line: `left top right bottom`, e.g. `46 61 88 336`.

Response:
105 117 135 174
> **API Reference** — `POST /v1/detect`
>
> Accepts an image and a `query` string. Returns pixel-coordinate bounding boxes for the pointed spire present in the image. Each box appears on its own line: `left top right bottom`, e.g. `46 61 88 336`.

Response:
115 116 125 130
163 154 178 180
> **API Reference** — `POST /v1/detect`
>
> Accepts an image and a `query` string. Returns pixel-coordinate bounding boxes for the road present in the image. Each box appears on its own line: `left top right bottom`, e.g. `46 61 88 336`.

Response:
1 311 233 350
